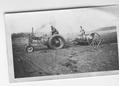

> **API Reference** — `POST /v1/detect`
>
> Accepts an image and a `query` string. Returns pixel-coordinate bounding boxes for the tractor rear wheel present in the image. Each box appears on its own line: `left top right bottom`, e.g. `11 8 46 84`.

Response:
48 34 65 49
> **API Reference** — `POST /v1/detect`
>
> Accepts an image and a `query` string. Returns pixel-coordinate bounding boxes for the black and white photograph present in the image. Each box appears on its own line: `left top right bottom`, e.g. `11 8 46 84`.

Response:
4 5 119 82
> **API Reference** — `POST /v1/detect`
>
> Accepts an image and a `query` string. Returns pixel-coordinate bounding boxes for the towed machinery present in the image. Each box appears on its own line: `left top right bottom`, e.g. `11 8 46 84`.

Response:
72 32 103 48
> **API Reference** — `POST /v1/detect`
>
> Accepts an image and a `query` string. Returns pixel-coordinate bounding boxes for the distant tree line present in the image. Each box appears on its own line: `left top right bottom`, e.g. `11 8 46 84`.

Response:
11 32 30 40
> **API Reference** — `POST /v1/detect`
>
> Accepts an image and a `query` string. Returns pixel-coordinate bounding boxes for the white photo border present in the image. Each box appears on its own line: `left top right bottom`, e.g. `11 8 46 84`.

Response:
4 6 119 83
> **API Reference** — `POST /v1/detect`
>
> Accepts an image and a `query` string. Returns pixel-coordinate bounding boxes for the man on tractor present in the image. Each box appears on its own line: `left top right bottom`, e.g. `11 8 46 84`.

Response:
51 25 59 35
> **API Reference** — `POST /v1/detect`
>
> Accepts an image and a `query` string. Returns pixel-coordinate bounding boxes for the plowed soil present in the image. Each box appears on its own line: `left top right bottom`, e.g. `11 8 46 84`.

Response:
12 37 119 78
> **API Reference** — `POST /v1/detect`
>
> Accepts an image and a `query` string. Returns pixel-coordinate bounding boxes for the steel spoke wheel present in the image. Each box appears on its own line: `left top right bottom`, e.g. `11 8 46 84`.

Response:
90 32 103 48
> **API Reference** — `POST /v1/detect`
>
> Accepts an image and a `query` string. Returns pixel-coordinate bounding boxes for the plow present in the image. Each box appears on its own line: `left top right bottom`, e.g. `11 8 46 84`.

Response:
72 32 104 48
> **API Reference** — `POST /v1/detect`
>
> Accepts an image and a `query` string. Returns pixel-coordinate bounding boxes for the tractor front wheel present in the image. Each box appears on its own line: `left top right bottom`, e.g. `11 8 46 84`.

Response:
26 46 34 53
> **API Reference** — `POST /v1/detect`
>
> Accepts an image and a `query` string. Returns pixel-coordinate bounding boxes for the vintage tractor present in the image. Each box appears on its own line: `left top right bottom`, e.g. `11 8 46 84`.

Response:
25 27 65 53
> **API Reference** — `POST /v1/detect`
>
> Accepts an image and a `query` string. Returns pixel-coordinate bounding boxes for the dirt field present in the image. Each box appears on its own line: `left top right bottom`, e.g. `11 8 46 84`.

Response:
12 37 119 78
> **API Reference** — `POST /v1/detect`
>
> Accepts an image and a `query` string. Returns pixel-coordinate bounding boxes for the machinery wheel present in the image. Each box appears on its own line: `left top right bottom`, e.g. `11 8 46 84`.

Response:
26 46 34 53
90 32 103 48
48 34 65 49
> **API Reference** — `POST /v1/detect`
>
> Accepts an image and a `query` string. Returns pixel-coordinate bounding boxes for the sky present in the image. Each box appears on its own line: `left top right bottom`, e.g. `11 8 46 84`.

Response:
5 5 119 38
